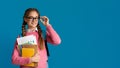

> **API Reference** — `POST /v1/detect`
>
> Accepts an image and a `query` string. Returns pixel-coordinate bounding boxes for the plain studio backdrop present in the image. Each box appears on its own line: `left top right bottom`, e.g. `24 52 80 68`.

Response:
0 0 120 68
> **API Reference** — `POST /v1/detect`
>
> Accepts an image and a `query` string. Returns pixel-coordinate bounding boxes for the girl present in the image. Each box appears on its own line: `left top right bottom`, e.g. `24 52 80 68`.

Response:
12 8 61 68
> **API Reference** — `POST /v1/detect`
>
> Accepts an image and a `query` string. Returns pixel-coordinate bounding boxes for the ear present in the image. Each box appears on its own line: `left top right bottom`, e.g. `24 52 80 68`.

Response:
24 18 27 23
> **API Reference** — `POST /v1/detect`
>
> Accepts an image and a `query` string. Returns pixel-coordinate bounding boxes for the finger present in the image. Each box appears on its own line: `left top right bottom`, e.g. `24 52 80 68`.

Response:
42 16 49 21
44 18 48 23
34 54 39 57
40 16 49 26
36 52 40 55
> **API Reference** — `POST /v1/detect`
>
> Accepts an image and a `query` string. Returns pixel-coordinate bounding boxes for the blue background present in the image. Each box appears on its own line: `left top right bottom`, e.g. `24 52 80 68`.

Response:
0 0 120 68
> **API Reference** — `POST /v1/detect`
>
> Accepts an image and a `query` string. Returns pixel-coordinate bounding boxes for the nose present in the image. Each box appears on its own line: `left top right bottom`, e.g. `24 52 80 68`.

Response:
32 18 36 22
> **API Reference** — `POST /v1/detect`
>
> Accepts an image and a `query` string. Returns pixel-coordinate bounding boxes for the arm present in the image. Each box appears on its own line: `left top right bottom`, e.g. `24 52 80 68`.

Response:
40 16 61 45
46 24 61 45
11 41 31 65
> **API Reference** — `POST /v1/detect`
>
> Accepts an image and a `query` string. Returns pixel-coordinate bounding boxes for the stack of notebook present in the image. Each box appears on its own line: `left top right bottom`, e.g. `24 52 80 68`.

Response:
17 35 38 67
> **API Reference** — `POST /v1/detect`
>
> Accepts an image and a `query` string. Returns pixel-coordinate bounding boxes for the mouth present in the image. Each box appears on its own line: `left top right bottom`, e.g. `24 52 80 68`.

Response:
31 22 36 25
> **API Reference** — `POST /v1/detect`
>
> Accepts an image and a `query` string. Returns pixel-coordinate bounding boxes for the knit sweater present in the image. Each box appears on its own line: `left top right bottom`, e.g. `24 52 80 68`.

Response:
12 24 61 68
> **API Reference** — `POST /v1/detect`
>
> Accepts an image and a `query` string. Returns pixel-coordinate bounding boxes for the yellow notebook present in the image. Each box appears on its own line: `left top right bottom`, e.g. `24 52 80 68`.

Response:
22 48 35 66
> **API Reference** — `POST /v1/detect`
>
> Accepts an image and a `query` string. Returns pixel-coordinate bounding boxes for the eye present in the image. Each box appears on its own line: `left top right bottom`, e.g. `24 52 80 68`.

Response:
35 17 39 19
26 17 33 19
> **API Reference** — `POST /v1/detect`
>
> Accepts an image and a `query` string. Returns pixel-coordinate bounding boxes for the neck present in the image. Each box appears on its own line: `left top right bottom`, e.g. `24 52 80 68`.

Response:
27 27 37 32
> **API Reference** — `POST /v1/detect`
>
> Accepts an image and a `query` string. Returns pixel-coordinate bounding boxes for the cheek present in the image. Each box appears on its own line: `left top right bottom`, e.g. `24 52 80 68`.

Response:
27 21 31 25
35 21 39 24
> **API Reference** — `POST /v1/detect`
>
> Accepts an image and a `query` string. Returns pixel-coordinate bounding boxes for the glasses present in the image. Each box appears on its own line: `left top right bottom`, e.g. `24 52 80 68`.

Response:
26 16 40 21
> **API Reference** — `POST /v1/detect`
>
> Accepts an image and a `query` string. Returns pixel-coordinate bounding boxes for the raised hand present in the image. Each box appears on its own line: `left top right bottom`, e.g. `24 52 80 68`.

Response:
40 16 50 26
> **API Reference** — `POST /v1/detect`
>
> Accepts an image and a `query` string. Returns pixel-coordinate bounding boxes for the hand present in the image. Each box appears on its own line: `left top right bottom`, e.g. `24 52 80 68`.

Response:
30 53 40 63
40 16 50 26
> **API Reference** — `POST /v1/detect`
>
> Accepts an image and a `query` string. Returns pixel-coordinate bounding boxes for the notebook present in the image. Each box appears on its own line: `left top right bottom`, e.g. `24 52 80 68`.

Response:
22 48 35 67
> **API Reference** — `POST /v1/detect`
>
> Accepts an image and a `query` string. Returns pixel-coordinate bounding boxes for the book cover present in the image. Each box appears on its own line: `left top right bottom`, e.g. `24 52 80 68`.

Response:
17 35 37 45
22 48 35 67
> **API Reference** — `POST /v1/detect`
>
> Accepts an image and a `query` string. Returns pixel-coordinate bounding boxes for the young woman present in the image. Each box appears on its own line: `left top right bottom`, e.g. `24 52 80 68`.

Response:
12 8 61 68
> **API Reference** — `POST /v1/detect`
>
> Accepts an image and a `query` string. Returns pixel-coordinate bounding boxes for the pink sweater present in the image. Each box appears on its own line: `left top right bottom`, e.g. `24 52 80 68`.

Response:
12 24 61 68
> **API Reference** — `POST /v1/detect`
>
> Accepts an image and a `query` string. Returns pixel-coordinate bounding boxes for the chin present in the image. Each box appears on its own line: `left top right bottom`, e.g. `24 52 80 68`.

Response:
31 25 37 27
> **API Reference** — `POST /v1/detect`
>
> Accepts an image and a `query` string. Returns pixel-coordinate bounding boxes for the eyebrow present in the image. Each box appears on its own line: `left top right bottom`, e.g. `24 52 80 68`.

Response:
27 16 39 17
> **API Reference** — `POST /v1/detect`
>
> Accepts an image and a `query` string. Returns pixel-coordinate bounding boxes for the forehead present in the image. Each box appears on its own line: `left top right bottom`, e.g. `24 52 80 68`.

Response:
28 11 39 17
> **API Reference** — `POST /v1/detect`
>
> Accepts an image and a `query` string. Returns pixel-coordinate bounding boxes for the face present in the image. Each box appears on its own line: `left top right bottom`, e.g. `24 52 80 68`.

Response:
24 11 39 29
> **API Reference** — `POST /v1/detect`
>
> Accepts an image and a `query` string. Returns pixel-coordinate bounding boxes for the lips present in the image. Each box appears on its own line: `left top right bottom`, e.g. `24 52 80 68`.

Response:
31 22 36 24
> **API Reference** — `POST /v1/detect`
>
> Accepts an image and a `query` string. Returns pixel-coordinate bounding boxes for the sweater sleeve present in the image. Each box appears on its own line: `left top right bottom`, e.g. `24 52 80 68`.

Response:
46 24 61 45
11 40 31 65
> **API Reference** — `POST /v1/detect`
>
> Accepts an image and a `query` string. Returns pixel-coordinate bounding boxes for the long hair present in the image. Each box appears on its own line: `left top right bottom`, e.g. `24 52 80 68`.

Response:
22 8 44 50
